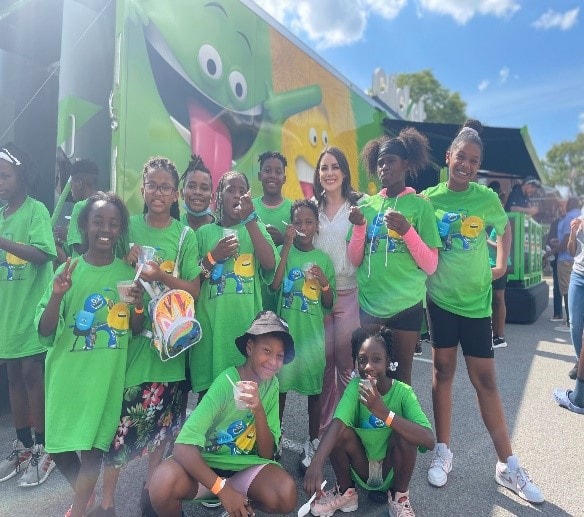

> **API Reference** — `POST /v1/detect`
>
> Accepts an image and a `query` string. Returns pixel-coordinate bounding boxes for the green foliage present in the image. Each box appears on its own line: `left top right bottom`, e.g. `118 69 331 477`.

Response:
543 133 584 196
396 70 467 124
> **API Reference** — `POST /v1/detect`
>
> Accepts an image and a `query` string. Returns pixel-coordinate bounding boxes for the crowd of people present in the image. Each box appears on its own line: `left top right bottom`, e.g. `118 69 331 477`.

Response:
3 118 582 517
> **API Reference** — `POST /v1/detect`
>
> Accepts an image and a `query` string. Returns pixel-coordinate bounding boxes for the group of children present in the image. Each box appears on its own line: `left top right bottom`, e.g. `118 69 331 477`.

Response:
0 118 546 517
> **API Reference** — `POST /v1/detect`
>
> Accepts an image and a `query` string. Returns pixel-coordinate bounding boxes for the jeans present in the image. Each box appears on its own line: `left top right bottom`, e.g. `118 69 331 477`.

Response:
568 270 584 359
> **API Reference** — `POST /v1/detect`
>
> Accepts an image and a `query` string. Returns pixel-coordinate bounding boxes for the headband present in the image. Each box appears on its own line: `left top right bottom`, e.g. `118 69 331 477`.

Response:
378 139 408 160
0 148 21 166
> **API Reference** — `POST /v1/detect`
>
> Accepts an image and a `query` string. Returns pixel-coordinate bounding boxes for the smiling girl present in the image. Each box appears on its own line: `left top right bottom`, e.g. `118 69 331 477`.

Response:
421 120 544 504
348 129 441 385
270 199 336 471
180 154 215 231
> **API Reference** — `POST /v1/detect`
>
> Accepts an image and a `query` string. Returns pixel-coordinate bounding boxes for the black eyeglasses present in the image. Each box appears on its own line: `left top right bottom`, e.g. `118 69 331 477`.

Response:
144 182 176 195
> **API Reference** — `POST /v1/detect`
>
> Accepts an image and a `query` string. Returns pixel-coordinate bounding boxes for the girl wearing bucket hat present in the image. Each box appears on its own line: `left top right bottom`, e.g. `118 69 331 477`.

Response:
149 311 297 517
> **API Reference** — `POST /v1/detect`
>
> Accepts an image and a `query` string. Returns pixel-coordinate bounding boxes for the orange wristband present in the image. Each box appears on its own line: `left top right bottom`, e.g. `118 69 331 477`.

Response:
385 411 395 427
321 284 330 292
210 476 226 495
207 251 217 265
134 306 144 314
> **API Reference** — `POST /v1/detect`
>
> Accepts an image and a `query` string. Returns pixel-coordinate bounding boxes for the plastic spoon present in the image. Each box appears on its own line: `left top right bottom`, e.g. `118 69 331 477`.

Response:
282 220 306 237
297 480 327 517
133 263 144 283
225 373 237 389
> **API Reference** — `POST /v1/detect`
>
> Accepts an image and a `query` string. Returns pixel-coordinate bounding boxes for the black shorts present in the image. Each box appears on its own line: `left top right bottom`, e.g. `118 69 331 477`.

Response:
492 273 507 291
359 302 424 332
427 300 494 359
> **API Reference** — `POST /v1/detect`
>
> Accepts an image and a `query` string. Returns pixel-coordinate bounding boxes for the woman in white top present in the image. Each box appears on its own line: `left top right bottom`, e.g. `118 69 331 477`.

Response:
313 146 365 436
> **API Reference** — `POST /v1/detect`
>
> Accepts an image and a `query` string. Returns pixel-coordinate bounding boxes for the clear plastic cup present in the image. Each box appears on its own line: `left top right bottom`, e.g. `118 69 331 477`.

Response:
302 262 314 280
223 228 239 240
117 280 136 303
233 381 248 410
360 378 376 391
139 245 157 271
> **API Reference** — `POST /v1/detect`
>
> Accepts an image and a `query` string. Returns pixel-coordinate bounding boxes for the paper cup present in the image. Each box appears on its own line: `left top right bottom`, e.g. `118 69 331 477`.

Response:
117 280 136 303
233 382 248 410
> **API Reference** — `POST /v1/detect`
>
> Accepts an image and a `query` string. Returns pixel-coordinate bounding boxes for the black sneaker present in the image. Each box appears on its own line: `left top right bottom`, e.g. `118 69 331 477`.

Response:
492 336 508 349
414 342 423 356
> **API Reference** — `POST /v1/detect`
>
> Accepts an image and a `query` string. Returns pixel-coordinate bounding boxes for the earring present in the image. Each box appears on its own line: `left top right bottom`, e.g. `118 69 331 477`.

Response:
388 361 398 372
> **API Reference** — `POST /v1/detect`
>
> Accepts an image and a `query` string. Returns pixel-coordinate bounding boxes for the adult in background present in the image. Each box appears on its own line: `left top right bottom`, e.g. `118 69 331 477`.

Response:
504 175 541 216
545 199 567 322
313 146 364 437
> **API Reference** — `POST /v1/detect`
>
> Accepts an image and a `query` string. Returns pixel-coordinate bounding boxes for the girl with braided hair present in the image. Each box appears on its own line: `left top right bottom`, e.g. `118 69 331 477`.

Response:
180 154 215 231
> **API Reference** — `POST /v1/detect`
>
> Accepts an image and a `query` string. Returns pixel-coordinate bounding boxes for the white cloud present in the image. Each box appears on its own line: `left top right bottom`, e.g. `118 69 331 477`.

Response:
579 113 584 133
532 7 579 30
252 0 519 48
498 67 510 84
478 80 490 91
418 0 520 25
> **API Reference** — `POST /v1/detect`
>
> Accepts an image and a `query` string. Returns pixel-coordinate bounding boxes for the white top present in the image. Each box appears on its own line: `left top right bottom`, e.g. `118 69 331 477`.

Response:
314 201 357 291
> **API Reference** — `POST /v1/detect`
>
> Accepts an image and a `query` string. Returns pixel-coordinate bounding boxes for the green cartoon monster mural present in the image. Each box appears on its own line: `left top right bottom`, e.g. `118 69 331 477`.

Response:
115 0 321 212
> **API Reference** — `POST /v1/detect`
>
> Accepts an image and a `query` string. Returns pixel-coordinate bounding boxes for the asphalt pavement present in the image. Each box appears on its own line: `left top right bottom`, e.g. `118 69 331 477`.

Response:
2 278 583 517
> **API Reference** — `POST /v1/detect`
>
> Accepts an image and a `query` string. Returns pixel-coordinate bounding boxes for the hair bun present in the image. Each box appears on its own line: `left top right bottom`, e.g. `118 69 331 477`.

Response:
462 119 483 135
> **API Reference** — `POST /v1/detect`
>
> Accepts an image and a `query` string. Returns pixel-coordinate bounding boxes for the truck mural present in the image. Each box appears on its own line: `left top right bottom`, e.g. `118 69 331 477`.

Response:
56 0 389 213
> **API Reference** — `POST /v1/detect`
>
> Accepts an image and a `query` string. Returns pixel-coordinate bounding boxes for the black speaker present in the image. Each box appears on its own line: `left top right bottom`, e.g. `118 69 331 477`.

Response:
505 282 549 323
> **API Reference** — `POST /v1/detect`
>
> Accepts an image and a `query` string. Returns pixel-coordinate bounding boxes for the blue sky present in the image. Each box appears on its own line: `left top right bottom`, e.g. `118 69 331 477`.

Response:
252 0 583 160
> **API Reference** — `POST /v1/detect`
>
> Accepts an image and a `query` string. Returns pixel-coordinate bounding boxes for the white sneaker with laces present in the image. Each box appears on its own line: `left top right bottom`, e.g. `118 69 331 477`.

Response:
301 437 320 470
310 485 358 516
0 440 33 482
388 490 415 517
427 443 452 487
495 455 544 504
17 444 56 487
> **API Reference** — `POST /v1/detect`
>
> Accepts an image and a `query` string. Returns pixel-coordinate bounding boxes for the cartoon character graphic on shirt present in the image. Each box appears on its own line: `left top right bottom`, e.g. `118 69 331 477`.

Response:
361 412 388 430
365 214 408 254
282 267 320 313
209 253 255 297
0 237 29 281
70 291 129 351
436 210 484 251
205 418 256 455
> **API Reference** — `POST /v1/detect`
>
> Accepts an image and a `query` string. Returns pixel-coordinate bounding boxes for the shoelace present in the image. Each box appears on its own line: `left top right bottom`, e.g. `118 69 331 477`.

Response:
514 466 533 489
430 451 449 468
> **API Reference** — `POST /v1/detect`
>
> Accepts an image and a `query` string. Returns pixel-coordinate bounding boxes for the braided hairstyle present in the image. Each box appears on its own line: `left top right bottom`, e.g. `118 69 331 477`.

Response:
361 127 430 180
215 171 250 223
180 154 212 186
351 326 396 377
142 156 181 220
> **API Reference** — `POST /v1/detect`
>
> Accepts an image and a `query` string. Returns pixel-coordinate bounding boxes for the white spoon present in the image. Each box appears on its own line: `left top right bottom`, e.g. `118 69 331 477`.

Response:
297 480 327 517
282 220 306 237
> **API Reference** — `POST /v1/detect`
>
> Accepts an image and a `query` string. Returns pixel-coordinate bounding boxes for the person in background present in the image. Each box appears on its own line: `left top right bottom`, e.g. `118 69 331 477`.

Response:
487 181 510 349
553 215 584 413
545 199 567 323
555 197 582 334
312 146 364 438
422 120 544 504
54 159 100 262
253 151 292 313
504 176 540 217
0 143 57 488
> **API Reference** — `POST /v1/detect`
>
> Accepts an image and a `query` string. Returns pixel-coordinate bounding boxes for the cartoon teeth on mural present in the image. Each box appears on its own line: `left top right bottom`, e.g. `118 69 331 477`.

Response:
130 0 322 196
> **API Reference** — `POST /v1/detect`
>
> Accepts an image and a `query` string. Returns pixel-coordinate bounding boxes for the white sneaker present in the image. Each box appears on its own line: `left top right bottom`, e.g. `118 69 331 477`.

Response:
310 485 358 516
427 443 452 487
388 490 415 517
301 437 320 470
17 444 56 487
495 455 544 504
0 440 33 482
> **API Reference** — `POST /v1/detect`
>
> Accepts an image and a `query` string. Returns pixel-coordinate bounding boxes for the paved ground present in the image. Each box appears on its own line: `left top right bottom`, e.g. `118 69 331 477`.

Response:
2 279 583 516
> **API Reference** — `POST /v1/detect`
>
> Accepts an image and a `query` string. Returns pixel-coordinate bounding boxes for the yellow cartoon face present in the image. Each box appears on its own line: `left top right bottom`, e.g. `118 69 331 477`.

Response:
302 277 320 301
107 302 130 331
159 260 175 275
234 423 256 452
234 254 254 278
6 245 28 267
460 216 484 238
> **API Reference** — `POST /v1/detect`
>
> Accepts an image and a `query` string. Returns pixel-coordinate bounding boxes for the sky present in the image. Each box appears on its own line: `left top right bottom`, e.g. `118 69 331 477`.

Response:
252 0 584 161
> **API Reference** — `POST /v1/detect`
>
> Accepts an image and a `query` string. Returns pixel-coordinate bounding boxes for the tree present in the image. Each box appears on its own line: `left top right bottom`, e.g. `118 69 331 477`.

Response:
543 133 584 196
396 70 467 124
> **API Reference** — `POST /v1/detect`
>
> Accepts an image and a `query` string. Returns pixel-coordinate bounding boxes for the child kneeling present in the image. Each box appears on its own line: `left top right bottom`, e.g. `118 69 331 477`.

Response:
304 328 435 517
149 311 297 517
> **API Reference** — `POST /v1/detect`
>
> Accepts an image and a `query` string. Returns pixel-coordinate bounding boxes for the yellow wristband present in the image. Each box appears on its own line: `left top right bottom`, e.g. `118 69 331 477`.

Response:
134 306 144 314
385 411 395 427
321 284 330 292
207 251 217 265
210 476 226 495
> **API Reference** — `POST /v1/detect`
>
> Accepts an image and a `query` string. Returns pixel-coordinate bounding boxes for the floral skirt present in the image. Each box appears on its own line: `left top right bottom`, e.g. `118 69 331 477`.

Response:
105 381 183 468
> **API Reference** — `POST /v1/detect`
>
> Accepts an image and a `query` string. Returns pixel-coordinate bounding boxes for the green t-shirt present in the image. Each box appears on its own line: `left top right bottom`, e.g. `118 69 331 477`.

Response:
351 191 441 319
35 257 134 452
0 197 57 359
66 199 87 253
422 182 508 318
253 197 292 312
276 246 336 395
190 222 277 392
176 366 280 470
124 216 200 387
334 377 432 461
